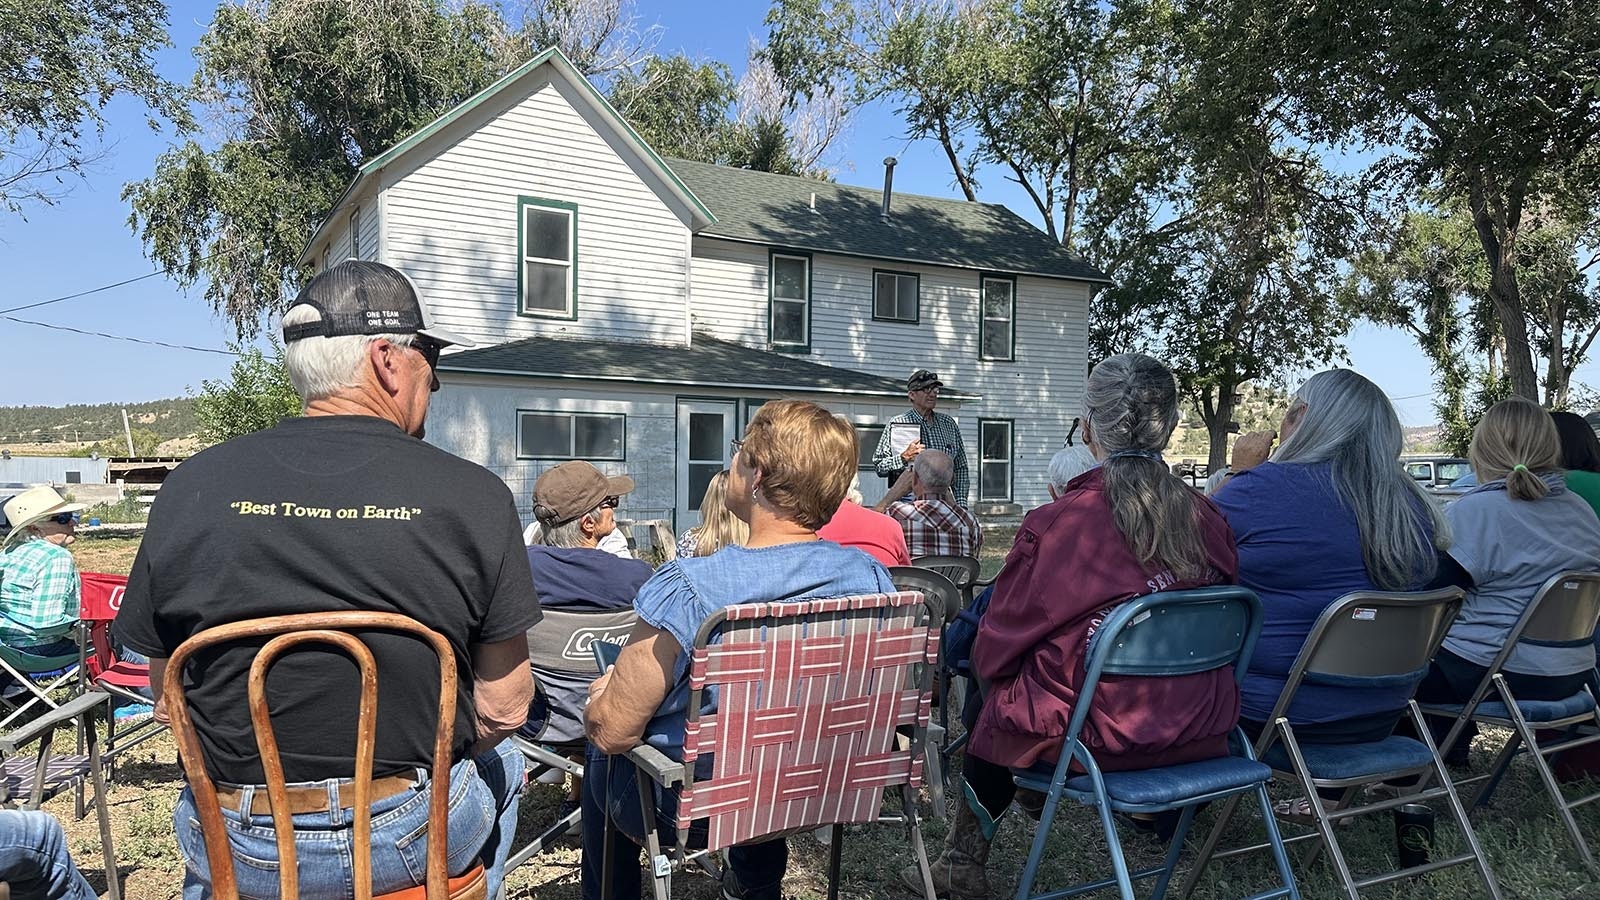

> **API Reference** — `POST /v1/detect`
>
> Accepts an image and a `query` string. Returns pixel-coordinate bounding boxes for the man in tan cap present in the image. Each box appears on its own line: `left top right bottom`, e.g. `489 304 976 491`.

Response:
528 461 649 611
0 486 86 666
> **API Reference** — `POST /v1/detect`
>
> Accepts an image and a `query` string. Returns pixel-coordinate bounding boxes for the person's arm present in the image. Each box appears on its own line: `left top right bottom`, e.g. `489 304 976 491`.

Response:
149 656 170 724
872 421 901 477
1215 431 1275 493
470 635 534 753
584 621 680 754
875 469 916 512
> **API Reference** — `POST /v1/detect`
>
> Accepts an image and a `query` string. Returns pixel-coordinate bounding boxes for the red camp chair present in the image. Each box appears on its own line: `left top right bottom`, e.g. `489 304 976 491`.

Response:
77 572 164 772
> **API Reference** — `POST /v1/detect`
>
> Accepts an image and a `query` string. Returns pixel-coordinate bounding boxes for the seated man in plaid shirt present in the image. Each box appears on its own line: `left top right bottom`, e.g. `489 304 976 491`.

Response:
877 450 981 559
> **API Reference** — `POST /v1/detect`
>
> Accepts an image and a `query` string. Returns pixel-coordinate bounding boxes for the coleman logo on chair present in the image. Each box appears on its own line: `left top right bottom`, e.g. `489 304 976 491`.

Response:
561 626 632 662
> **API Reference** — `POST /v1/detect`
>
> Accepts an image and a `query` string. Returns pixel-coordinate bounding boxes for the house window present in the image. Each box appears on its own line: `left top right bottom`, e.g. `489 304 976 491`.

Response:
64 471 81 484
855 425 885 469
321 245 330 273
517 411 624 460
741 398 769 432
978 419 1013 501
873 270 919 323
349 208 362 260
980 275 1015 361
518 197 578 318
769 252 811 349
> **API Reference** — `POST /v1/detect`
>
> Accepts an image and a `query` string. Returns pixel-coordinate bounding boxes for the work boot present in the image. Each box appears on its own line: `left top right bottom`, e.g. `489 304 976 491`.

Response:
899 784 998 900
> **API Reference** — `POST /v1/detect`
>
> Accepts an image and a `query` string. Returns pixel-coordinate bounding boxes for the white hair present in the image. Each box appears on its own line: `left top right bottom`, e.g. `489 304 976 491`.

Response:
539 504 605 548
913 450 955 490
845 474 864 505
1203 466 1231 495
281 306 416 403
1048 446 1097 491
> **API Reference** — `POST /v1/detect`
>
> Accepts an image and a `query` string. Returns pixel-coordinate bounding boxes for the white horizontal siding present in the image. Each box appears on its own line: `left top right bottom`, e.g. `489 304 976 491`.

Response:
687 237 1090 509
380 76 691 347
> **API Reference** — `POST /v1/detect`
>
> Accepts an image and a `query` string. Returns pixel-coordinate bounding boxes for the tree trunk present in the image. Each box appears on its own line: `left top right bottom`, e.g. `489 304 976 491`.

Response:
1204 382 1237 472
1467 185 1539 400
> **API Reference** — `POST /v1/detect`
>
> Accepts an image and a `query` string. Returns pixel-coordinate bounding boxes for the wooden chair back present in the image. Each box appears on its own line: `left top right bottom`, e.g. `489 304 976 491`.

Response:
163 611 461 900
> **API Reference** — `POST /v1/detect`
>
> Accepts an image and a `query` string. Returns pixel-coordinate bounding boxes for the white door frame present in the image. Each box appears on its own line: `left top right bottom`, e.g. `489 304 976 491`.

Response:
675 399 738 532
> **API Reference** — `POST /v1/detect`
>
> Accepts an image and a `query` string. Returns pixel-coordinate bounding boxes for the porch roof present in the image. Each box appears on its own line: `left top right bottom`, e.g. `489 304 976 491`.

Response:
437 334 979 400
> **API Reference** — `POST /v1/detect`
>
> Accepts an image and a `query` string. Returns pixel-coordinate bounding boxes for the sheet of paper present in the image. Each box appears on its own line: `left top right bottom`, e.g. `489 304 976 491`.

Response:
888 423 921 457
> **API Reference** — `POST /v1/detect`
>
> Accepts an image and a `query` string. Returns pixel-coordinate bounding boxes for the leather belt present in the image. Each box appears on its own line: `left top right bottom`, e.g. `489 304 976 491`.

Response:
214 775 416 816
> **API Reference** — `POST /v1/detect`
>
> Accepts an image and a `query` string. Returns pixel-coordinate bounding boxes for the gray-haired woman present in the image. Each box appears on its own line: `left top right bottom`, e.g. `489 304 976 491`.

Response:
903 354 1242 900
1215 369 1451 750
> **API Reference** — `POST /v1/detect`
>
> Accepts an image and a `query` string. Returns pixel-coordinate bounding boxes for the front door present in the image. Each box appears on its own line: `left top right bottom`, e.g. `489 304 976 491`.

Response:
676 400 737 532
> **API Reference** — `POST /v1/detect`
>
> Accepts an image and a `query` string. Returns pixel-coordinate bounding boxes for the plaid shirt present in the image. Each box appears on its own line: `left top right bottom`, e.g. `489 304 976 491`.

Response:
0 538 79 643
887 497 982 560
872 409 970 506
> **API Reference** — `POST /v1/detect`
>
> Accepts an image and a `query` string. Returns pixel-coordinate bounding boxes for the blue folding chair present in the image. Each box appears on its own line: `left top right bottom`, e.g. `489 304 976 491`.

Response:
1011 586 1299 900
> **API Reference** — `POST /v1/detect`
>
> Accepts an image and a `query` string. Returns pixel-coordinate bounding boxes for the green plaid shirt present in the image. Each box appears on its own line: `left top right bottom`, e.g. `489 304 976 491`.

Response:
872 409 970 507
0 538 79 643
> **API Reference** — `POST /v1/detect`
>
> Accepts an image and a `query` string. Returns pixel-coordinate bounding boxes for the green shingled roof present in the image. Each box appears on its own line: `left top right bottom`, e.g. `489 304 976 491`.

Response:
666 158 1109 283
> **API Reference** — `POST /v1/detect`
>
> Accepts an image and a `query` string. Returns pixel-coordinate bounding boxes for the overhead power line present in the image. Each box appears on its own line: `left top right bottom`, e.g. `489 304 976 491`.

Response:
0 314 241 356
0 247 243 317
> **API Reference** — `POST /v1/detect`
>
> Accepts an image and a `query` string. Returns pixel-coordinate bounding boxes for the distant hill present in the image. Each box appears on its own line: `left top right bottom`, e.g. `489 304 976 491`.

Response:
0 398 198 453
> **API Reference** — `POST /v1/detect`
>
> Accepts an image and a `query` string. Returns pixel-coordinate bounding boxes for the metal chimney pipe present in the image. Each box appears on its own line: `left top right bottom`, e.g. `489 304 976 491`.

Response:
881 157 898 220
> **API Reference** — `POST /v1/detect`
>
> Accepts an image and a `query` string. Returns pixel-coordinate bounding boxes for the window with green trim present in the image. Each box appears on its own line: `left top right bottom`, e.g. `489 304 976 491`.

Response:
978 419 1014 501
980 276 1015 361
519 198 577 318
770 253 810 347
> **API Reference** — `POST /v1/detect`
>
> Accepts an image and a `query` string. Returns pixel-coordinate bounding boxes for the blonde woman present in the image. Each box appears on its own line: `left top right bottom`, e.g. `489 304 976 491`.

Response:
675 470 747 559
1415 397 1600 752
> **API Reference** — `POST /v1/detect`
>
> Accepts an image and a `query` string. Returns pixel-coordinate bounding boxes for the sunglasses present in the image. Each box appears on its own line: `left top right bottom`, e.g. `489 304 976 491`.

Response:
1064 417 1081 448
730 437 744 458
599 495 620 509
49 512 79 525
411 338 443 393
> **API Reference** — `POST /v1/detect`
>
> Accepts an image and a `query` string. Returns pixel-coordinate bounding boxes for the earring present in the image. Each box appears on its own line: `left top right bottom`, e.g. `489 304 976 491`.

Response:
751 487 761 504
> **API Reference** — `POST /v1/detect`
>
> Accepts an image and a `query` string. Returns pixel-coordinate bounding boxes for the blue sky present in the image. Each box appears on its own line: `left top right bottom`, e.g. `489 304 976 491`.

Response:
0 0 1537 423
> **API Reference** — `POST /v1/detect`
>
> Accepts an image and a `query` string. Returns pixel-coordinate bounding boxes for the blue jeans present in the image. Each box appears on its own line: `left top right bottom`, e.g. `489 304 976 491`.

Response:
581 744 788 900
175 740 524 900
0 809 97 900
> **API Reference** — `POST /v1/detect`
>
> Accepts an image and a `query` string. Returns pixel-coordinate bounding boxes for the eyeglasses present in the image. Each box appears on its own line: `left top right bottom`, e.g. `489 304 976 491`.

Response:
412 338 443 393
599 495 620 509
49 512 79 525
1064 417 1081 448
730 437 744 458
914 387 940 396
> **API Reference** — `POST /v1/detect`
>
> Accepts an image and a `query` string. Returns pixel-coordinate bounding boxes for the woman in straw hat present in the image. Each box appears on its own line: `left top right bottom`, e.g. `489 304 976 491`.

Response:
0 486 86 676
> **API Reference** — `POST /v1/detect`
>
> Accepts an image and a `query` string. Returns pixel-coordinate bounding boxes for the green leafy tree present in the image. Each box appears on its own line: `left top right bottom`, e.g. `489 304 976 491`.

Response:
1 0 188 214
1212 0 1600 401
609 56 740 163
192 342 302 445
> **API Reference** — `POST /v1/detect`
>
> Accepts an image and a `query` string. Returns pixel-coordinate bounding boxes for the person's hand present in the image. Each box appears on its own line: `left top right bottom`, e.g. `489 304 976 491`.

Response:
1231 430 1277 471
900 440 924 463
587 670 612 707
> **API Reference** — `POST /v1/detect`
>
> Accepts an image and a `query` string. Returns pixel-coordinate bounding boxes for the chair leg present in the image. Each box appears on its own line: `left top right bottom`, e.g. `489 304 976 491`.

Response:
1505 701 1597 871
1411 702 1504 900
87 723 121 900
1278 730 1359 900
1176 792 1245 899
601 798 616 900
1254 783 1302 900
826 823 843 900
901 784 938 900
1147 803 1199 900
1013 780 1063 900
1472 727 1523 812
634 767 670 900
1093 794 1138 900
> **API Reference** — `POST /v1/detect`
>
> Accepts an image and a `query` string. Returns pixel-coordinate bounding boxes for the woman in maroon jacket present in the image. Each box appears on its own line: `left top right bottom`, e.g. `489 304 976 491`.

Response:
903 354 1242 900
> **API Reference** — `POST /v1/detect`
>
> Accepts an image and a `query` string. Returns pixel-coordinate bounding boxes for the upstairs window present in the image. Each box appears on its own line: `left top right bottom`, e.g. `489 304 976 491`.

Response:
770 252 811 349
873 270 920 323
980 275 1015 361
519 197 577 318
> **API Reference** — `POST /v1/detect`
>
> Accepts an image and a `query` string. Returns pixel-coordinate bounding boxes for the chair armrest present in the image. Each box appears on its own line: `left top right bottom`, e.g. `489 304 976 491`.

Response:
0 690 111 753
626 742 686 788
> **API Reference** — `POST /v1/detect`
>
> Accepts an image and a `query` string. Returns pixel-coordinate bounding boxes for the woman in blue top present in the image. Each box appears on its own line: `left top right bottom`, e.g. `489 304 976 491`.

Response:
1215 369 1451 748
580 400 896 900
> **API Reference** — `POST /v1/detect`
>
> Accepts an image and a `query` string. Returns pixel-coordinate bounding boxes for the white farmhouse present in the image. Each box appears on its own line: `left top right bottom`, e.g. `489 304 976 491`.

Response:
299 48 1107 531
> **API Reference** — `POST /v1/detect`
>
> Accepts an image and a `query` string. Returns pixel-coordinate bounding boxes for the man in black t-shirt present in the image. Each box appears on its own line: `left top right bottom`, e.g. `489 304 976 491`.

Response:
118 261 542 899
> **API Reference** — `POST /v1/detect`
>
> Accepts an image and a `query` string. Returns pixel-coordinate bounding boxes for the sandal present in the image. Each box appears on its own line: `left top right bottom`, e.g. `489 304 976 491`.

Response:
1272 795 1352 827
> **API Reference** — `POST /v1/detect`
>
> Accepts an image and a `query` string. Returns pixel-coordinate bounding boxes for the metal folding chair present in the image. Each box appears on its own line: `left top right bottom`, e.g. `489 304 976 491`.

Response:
506 605 638 871
1417 570 1600 870
0 689 119 900
601 590 943 900
1182 587 1502 900
890 565 964 813
165 611 488 900
1013 586 1297 900
911 554 980 604
0 643 80 731
76 572 164 776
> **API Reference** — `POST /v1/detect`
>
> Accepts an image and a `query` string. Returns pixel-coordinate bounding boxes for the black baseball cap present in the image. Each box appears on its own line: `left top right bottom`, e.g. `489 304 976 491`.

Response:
282 260 474 348
908 369 944 392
